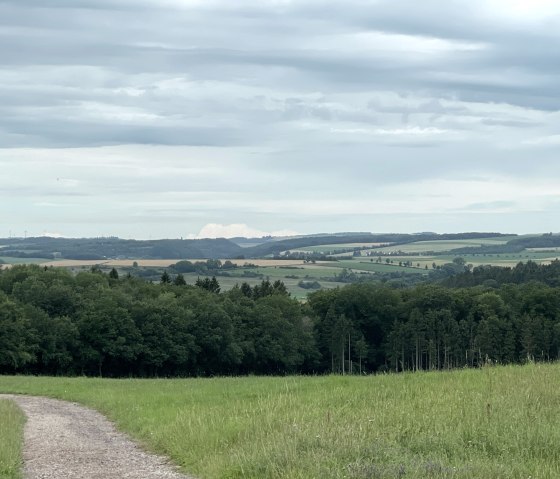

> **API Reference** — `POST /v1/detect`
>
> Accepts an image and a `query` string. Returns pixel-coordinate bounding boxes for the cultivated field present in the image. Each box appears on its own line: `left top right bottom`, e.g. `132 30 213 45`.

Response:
1 236 559 297
372 237 517 254
38 259 318 268
289 243 390 253
0 256 52 266
2 363 560 478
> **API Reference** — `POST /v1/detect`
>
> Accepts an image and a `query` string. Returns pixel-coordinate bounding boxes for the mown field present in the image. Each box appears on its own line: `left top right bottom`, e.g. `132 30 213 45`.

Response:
3 363 560 479
0 399 24 479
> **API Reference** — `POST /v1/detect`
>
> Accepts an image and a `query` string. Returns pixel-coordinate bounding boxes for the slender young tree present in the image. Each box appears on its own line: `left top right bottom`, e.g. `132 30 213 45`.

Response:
160 271 171 284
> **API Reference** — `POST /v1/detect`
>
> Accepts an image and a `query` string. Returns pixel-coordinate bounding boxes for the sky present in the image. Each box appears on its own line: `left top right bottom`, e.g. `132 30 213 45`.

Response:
1 0 560 239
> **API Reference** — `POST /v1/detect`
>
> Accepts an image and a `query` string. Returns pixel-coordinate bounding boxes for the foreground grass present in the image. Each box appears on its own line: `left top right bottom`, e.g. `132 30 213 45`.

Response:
0 400 25 479
2 364 560 478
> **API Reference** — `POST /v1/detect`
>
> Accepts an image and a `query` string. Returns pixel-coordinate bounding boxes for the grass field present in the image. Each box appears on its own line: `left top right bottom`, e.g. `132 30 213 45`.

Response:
373 237 516 254
3 363 560 478
0 257 53 265
0 399 24 479
330 260 427 274
337 251 560 271
290 243 389 253
176 273 346 299
37 259 316 268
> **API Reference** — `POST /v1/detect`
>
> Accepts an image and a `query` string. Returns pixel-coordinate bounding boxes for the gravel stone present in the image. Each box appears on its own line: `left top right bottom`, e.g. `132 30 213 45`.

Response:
1 394 195 479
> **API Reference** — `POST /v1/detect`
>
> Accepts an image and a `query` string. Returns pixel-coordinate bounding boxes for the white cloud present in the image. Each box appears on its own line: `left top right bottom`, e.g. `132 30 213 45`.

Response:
484 0 560 22
193 223 299 239
41 232 65 238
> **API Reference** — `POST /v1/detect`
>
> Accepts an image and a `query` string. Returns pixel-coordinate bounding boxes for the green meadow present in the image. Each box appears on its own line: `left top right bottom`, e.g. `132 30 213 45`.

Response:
0 399 24 479
330 260 427 274
372 237 515 254
175 270 346 299
0 257 52 265
290 243 389 253
3 363 560 478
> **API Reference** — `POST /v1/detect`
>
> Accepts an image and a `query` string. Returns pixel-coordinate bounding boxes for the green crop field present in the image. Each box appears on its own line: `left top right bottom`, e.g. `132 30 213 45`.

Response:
289 237 520 255
174 271 346 299
239 266 342 279
344 252 559 271
330 260 427 274
4 363 560 478
373 237 516 254
0 257 54 265
290 243 390 253
0 399 25 479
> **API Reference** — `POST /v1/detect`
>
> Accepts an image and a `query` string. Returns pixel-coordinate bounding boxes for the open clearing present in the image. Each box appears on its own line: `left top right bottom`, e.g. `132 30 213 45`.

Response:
2 363 560 479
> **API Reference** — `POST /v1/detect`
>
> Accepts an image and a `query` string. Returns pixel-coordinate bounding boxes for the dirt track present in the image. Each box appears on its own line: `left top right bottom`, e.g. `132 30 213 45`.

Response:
1 395 194 479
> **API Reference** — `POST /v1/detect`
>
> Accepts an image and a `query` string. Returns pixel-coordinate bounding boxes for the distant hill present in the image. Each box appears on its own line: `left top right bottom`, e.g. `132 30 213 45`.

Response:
241 232 511 258
449 233 559 255
0 237 244 260
0 232 512 260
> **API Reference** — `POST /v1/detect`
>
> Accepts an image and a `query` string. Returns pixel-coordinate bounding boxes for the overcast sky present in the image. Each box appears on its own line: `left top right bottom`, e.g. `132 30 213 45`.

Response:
1 0 560 239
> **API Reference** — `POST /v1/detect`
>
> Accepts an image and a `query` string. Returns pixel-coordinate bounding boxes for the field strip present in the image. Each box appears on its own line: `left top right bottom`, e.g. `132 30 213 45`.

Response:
0 394 194 479
36 259 327 268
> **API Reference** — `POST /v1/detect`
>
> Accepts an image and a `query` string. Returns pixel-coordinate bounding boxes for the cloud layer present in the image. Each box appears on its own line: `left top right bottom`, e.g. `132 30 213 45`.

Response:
2 0 560 238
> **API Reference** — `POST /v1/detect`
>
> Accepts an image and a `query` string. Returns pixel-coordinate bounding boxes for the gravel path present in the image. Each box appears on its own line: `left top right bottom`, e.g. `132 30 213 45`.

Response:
0 394 195 479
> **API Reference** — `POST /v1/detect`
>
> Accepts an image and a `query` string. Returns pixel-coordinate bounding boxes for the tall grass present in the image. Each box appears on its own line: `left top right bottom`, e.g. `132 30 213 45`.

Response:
2 363 560 478
0 400 24 479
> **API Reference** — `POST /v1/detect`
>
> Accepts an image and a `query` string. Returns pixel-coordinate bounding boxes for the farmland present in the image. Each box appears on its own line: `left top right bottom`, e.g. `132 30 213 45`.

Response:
289 242 390 253
371 237 517 254
1 234 559 296
40 259 314 268
3 363 560 478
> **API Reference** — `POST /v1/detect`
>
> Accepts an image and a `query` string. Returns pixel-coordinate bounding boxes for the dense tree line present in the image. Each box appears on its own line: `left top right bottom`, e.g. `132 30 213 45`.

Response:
2 263 560 377
309 280 560 373
0 265 317 376
444 260 560 288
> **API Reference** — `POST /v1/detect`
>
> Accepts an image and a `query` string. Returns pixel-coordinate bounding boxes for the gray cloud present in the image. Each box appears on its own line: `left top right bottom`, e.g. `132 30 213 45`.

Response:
1 0 559 237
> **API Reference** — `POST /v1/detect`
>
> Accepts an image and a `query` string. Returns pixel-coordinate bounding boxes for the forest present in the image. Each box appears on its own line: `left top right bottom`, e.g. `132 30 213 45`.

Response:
1 262 560 377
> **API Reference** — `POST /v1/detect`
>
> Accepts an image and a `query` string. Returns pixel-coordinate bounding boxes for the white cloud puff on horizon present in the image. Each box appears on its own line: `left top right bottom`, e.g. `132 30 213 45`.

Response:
191 223 300 239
